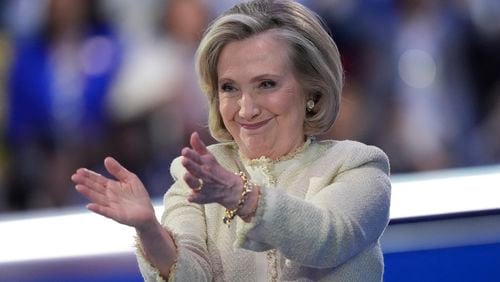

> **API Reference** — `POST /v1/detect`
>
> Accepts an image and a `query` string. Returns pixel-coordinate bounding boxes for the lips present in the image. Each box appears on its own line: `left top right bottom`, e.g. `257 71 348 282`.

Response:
239 118 272 130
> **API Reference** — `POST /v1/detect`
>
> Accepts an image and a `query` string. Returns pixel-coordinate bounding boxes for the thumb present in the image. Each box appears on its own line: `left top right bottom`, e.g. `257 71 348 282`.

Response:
104 157 134 182
190 132 208 155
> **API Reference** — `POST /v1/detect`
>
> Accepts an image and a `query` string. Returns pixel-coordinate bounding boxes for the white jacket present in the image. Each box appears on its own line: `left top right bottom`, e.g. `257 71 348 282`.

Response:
136 139 391 281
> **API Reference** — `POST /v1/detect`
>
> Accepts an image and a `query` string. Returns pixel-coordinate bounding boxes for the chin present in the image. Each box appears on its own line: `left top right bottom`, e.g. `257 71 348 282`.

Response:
240 139 271 158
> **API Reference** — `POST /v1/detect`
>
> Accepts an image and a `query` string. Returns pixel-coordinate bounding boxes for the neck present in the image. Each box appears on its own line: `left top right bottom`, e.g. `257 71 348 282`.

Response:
239 136 309 162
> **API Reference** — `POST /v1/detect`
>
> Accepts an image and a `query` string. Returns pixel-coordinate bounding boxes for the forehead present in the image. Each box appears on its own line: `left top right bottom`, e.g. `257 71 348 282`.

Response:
217 31 291 79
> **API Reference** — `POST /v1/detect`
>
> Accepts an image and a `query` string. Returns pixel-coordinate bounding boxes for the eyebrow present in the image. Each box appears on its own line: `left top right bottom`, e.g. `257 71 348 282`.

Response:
249 73 282 83
218 73 283 85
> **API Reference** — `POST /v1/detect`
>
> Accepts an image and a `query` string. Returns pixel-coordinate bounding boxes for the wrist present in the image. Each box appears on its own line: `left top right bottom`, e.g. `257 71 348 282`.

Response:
225 173 245 210
238 185 260 222
135 219 177 279
135 216 161 235
222 171 255 226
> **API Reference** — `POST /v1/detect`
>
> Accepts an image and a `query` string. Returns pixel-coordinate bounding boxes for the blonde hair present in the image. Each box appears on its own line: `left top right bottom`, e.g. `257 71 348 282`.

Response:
196 0 343 142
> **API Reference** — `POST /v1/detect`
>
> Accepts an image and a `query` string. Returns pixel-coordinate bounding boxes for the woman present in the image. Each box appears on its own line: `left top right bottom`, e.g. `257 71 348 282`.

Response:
71 0 391 281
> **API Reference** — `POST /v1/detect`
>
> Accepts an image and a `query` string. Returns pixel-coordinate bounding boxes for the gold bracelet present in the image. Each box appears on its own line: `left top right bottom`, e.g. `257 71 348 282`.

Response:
240 187 260 222
222 171 254 227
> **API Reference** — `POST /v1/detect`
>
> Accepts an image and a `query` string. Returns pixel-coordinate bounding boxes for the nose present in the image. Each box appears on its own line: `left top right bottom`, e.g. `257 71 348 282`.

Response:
238 92 259 120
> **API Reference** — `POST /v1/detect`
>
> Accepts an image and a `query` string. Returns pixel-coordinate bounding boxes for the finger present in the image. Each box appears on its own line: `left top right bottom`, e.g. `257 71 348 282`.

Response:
190 132 208 155
104 157 134 182
75 184 109 206
181 157 204 178
77 168 108 185
181 147 202 165
73 168 108 187
183 173 203 190
71 172 107 195
188 193 211 205
71 172 85 185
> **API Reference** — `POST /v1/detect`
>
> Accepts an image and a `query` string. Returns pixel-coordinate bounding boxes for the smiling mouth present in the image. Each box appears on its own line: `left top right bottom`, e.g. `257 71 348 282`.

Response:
240 118 272 130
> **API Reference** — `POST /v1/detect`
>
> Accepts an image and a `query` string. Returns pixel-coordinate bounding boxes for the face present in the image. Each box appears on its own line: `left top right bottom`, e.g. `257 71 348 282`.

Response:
217 31 306 160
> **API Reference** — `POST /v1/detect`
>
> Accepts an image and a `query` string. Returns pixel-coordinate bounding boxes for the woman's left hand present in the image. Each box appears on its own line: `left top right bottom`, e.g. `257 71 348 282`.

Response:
181 132 243 209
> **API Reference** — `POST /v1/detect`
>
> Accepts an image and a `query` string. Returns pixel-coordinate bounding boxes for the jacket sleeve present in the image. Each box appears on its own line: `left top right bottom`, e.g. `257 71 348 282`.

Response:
235 143 391 269
136 157 212 281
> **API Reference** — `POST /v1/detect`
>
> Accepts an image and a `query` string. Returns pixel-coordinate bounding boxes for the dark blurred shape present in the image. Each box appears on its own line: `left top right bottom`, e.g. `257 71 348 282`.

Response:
464 0 500 165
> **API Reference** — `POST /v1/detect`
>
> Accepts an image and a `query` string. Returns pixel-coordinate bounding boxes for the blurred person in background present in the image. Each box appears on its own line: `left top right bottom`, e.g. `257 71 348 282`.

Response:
106 0 212 197
306 0 396 146
310 0 478 173
72 0 391 280
382 0 475 172
4 0 121 210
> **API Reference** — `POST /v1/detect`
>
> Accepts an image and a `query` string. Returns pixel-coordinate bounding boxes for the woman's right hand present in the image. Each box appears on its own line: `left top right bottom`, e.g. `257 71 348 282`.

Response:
71 157 157 231
73 157 177 277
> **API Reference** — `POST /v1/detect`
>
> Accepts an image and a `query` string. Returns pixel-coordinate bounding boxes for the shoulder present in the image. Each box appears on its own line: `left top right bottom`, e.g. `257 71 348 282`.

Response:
309 139 390 175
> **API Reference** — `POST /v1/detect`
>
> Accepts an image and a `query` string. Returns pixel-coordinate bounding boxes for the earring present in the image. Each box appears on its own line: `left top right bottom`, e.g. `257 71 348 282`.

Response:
306 99 315 112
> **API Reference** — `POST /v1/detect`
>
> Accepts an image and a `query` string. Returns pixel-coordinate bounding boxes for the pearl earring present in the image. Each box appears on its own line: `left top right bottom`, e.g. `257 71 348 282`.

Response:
306 99 315 112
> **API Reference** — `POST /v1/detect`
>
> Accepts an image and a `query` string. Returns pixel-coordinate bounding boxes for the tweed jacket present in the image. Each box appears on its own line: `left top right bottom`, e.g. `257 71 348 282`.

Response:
136 139 391 281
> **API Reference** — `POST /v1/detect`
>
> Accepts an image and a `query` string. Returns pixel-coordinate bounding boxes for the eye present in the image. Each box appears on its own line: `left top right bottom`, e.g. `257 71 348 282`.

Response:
220 83 236 93
259 80 276 89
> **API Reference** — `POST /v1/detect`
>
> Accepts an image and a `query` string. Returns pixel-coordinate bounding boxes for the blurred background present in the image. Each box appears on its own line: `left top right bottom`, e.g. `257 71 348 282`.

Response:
0 0 499 213
0 0 500 281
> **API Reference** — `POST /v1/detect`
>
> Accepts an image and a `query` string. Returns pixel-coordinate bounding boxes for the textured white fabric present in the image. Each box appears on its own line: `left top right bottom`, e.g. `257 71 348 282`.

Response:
136 139 391 281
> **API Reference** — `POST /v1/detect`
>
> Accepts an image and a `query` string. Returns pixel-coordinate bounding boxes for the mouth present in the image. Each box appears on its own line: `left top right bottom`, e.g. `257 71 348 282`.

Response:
239 118 272 130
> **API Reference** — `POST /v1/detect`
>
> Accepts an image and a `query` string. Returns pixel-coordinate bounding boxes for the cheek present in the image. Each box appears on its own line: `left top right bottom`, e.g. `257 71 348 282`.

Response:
274 93 305 122
219 99 236 125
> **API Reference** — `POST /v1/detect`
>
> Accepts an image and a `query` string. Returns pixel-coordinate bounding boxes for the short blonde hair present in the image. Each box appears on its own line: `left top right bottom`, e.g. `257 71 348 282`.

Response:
196 0 343 142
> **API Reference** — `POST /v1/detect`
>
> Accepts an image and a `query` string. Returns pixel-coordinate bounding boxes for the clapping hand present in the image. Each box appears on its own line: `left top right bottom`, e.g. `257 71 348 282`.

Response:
72 132 243 227
71 157 156 231
181 132 243 209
